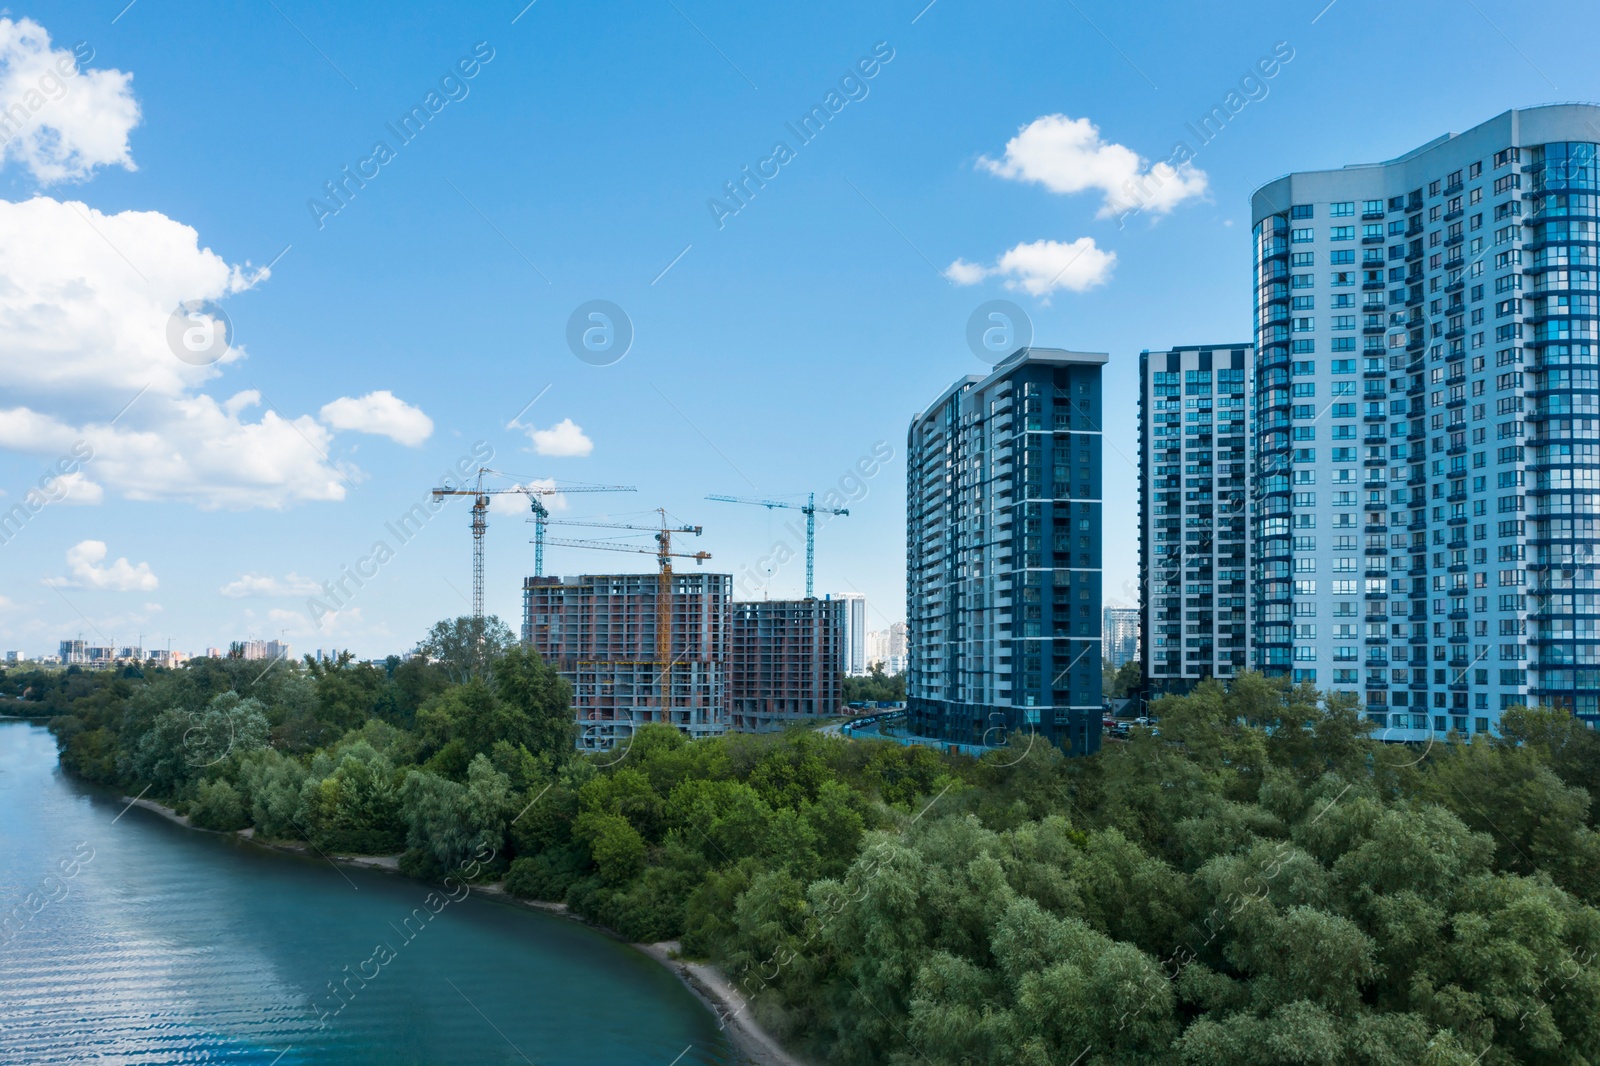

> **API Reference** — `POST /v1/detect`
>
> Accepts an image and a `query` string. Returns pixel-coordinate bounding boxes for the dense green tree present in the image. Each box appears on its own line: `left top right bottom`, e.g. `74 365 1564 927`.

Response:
420 614 515 683
843 663 905 704
37 658 1600 1066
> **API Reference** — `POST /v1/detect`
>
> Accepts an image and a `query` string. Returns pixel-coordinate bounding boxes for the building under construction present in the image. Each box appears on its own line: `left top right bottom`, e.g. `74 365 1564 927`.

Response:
524 574 850 748
523 572 733 751
729 598 845 732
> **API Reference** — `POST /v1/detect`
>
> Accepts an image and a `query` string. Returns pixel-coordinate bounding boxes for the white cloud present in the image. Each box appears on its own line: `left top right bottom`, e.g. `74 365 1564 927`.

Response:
319 391 433 447
0 196 254 402
53 470 103 504
979 114 1208 219
57 539 157 591
274 603 364 637
529 418 593 458
945 237 1117 297
0 196 363 509
220 573 323 598
0 395 349 509
0 20 140 183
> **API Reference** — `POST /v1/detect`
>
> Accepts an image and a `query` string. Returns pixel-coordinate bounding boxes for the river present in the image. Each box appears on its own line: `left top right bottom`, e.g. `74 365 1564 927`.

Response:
0 721 736 1065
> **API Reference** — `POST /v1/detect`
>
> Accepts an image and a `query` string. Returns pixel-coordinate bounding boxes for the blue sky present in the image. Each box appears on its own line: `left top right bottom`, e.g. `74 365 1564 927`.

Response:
0 0 1593 659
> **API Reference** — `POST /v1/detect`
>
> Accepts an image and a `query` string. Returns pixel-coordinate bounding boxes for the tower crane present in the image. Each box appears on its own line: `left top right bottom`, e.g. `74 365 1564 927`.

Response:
705 492 848 598
431 468 634 619
537 509 709 667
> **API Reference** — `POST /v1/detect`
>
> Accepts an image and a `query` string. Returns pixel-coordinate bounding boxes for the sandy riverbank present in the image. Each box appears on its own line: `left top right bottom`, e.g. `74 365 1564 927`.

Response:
639 941 810 1066
117 794 804 1065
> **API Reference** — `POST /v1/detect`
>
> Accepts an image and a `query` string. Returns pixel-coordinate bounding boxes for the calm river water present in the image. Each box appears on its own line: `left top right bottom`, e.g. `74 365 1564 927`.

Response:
0 721 736 1065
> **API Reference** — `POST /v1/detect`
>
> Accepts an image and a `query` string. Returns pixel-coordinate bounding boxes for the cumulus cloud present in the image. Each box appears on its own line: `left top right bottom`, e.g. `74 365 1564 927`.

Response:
979 114 1208 218
529 418 593 458
319 390 433 447
219 572 323 598
0 196 255 402
0 19 140 182
945 237 1117 297
0 196 360 509
0 394 348 509
53 470 103 504
57 539 157 591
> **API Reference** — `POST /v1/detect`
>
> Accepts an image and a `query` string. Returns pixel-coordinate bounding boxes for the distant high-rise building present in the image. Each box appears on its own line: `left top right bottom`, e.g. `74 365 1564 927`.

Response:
1251 104 1600 734
906 347 1106 755
59 639 86 665
866 628 889 666
237 640 290 661
729 598 844 730
1139 344 1255 694
5 651 23 664
829 592 867 675
1102 606 1140 668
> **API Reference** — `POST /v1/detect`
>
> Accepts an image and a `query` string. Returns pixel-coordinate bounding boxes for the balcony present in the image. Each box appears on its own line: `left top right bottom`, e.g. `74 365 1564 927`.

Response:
1363 210 1385 221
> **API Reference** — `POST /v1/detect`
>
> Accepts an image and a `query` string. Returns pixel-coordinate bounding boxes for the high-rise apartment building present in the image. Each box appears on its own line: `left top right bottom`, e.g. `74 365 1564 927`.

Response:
830 592 867 674
1251 104 1600 733
524 572 732 750
1139 344 1255 694
729 598 844 730
906 347 1105 755
1101 605 1140 669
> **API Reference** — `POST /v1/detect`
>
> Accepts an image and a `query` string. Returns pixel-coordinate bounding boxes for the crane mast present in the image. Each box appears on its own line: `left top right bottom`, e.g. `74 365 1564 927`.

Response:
704 491 849 598
431 468 634 619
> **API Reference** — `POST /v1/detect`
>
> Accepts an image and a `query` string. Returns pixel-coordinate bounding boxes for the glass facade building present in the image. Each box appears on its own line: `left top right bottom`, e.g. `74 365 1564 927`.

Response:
906 348 1106 755
1250 104 1600 733
1138 344 1255 696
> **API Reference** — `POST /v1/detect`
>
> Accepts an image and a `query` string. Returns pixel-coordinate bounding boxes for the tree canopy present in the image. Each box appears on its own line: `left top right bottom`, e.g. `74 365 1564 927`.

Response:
38 655 1600 1065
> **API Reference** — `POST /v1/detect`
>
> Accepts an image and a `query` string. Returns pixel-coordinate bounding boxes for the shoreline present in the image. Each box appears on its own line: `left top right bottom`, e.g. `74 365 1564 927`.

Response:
118 793 807 1066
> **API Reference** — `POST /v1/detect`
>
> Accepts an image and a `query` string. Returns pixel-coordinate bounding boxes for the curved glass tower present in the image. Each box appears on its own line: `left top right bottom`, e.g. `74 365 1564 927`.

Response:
1250 105 1600 735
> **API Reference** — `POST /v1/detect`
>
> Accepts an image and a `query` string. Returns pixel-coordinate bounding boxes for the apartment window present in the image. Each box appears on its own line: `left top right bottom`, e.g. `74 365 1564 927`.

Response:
1330 226 1355 241
1292 227 1315 243
1291 252 1315 266
1291 205 1314 219
1330 202 1355 217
